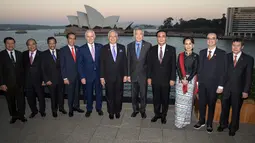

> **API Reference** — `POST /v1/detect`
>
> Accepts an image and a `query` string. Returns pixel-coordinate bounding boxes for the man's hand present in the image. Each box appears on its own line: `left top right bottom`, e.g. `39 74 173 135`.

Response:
216 88 223 94
100 78 105 87
242 92 248 99
123 76 128 82
42 81 46 86
170 80 175 86
64 79 70 85
0 85 7 91
127 76 131 82
147 78 152 86
81 78 86 85
46 81 52 86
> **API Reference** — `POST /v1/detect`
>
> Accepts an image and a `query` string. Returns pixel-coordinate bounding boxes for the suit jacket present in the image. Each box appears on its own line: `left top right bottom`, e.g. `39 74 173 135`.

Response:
198 47 227 87
0 50 24 88
23 50 43 88
41 49 63 85
78 43 103 82
59 45 79 82
127 40 152 83
148 44 176 85
100 43 128 82
223 52 254 97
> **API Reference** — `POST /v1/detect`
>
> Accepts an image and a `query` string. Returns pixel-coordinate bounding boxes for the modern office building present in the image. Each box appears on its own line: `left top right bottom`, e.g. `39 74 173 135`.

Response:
225 7 255 37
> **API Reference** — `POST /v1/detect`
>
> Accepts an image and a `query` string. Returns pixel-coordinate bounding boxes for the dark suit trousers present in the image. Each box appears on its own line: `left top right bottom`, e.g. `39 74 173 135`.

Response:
152 84 170 117
220 92 243 132
66 78 80 112
48 84 64 113
25 85 45 113
5 85 25 117
198 83 217 126
105 80 123 114
131 81 147 113
84 79 102 112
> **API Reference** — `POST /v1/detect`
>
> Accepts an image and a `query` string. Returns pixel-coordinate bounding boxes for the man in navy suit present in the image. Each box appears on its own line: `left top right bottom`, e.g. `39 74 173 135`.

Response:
78 30 103 117
60 32 84 117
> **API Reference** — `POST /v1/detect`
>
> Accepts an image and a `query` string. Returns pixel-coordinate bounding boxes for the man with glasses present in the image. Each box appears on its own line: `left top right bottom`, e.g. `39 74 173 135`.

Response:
194 33 227 133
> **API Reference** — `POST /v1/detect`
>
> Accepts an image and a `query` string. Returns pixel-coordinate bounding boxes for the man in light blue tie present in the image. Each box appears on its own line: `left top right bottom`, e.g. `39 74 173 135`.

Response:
100 30 128 120
127 28 152 118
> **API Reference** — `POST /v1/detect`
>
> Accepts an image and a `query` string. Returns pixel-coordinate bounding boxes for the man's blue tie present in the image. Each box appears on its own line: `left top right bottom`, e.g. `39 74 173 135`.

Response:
52 50 57 62
136 43 140 59
112 46 117 62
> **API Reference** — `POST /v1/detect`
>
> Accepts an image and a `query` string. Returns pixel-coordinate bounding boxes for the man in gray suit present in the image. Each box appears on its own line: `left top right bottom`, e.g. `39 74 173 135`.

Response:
127 28 152 118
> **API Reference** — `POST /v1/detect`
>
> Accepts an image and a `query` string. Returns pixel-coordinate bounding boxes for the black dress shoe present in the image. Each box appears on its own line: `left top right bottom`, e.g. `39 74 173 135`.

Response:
109 114 114 120
59 109 67 114
229 131 236 136
161 116 167 124
69 112 74 117
40 112 46 117
115 113 120 119
151 116 161 122
73 108 85 113
97 110 104 116
131 111 139 117
29 112 38 118
207 126 213 134
19 116 28 122
217 126 226 132
193 122 205 130
9 117 17 124
141 112 147 119
52 112 58 118
85 111 92 117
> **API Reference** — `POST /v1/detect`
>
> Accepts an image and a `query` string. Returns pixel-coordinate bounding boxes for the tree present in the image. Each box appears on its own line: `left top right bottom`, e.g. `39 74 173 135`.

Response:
163 17 174 28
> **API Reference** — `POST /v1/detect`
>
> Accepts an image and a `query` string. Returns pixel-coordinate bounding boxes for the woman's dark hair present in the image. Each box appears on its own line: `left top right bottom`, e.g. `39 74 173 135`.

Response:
26 38 37 46
3 37 16 44
66 32 76 39
183 37 195 44
232 38 244 46
47 37 57 44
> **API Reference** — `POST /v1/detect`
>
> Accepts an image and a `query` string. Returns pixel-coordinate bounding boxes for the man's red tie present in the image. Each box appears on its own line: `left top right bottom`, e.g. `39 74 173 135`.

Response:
234 55 237 67
71 47 76 62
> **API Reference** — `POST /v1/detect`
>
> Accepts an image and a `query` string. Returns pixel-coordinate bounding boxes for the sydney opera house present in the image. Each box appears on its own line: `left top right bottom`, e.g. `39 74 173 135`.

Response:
64 5 134 35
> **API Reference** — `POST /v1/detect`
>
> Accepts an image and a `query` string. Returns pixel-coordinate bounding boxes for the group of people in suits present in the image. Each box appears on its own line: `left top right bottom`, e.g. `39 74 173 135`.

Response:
0 29 253 137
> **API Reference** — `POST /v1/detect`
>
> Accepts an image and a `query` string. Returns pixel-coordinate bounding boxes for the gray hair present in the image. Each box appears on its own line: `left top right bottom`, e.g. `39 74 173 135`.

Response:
85 29 96 37
108 30 118 38
133 28 144 37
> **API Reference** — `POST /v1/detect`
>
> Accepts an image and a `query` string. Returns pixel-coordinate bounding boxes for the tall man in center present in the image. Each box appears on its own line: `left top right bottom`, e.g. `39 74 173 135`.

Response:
60 33 84 117
78 30 103 117
100 30 128 120
127 28 152 118
148 30 176 124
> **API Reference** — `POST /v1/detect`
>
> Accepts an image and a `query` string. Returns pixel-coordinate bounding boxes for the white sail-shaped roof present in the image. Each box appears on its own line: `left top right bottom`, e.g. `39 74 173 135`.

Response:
103 16 119 28
67 16 79 26
77 11 89 28
84 5 104 28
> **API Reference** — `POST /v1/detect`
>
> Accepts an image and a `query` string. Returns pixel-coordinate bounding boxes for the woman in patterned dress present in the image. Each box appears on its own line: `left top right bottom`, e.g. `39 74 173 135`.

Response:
175 37 199 128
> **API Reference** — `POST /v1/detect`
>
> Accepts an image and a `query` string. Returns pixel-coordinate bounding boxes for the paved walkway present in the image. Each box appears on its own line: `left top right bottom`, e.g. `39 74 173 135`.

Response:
0 97 254 143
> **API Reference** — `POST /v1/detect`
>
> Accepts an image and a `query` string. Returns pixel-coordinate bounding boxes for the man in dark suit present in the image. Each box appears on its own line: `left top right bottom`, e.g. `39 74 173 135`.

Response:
23 38 46 118
147 30 176 124
100 30 128 120
41 37 67 117
127 28 152 118
217 38 254 136
0 37 27 123
60 32 84 117
78 30 103 117
194 33 227 133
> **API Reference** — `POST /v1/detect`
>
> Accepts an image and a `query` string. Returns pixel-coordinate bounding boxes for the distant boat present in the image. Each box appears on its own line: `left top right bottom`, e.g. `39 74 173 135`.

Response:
15 30 27 34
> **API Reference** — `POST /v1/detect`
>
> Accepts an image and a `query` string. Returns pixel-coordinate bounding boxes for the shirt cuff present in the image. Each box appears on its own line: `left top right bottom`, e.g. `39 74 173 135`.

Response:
218 86 223 89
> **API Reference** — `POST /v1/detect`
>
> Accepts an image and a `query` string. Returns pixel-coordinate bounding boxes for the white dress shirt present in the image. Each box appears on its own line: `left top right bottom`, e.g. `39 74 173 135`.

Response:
158 44 166 60
88 43 95 55
110 43 117 56
207 47 216 57
29 50 37 62
68 45 76 55
6 49 16 62
233 52 242 62
50 49 57 58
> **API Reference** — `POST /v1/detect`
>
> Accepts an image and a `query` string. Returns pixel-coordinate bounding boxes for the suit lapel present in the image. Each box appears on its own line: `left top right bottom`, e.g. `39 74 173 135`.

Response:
32 51 39 65
66 45 76 63
161 45 168 64
116 44 121 63
139 41 146 60
107 44 115 63
234 53 244 68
